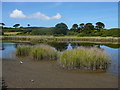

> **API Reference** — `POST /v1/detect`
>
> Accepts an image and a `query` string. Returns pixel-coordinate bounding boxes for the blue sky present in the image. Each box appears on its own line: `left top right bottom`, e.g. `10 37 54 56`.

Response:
2 2 118 29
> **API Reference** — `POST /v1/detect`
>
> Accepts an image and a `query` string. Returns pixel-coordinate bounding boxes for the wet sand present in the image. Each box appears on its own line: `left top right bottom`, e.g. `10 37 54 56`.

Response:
3 58 118 88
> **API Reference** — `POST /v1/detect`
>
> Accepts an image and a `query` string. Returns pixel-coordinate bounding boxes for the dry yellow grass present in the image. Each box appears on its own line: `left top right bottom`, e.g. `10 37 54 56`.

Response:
4 32 21 35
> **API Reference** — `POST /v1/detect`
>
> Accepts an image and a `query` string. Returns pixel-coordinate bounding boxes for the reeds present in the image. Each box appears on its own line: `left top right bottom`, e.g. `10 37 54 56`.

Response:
16 44 59 60
31 45 58 60
16 45 31 56
2 36 120 43
59 47 110 70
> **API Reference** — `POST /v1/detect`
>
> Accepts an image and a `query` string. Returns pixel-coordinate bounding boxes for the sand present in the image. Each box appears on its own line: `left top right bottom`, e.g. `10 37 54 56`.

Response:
2 58 118 88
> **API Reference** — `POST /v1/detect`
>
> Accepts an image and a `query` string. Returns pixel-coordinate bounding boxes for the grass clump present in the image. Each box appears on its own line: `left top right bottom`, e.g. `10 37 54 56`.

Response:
59 47 110 70
16 44 59 60
31 45 58 60
16 45 31 56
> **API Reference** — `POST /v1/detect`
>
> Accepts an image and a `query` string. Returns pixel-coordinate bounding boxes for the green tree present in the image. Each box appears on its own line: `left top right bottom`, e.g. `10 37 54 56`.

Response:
0 23 5 26
27 24 30 27
72 24 78 29
83 23 94 34
54 23 68 35
0 23 5 29
79 23 84 28
13 24 20 28
96 22 105 29
79 23 85 32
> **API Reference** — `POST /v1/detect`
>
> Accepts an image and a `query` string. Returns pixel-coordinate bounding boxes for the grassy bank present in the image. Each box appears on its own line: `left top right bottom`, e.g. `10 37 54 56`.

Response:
1 36 120 43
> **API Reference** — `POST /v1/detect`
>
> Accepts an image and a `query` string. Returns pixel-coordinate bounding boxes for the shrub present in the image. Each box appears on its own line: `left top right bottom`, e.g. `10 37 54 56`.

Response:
53 34 64 37
59 47 110 70
77 33 87 37
101 34 107 37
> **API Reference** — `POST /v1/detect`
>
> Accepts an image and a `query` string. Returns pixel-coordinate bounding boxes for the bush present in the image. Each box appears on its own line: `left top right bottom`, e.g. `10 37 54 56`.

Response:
53 34 64 37
77 33 87 37
101 34 107 37
59 47 110 70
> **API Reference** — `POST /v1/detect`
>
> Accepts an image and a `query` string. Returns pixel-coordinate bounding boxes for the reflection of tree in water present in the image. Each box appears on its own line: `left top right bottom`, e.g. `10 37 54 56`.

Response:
47 42 101 51
47 42 68 51
103 44 120 49
71 43 96 49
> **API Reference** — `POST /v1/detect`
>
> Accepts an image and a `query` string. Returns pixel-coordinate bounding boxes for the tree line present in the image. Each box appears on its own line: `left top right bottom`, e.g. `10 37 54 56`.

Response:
1 22 120 37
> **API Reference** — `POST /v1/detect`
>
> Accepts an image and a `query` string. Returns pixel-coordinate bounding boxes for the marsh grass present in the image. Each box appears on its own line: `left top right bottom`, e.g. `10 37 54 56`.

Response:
2 36 119 43
59 47 110 70
16 45 32 56
16 44 59 60
31 44 59 60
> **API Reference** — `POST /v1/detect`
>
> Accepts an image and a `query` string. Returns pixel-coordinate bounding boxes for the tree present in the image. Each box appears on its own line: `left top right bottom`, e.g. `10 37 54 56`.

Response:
96 22 105 29
0 23 5 29
54 23 68 35
0 23 5 26
79 23 85 32
13 24 20 28
79 23 84 28
83 23 94 34
72 24 78 29
27 24 30 27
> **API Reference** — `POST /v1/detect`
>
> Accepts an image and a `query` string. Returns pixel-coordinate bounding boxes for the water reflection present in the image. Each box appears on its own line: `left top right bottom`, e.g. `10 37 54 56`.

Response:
1 42 119 74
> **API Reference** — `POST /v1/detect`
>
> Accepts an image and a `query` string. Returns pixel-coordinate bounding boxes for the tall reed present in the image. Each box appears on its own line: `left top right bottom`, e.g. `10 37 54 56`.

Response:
16 45 32 56
31 45 58 60
16 44 59 60
59 47 110 70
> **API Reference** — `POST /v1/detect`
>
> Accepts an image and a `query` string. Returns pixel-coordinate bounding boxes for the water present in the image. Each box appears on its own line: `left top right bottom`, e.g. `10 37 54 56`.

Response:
0 42 119 74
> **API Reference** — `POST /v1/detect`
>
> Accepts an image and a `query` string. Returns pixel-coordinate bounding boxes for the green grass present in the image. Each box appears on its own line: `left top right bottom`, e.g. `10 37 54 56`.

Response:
2 36 119 43
59 47 110 70
31 44 59 60
16 45 32 56
16 44 59 60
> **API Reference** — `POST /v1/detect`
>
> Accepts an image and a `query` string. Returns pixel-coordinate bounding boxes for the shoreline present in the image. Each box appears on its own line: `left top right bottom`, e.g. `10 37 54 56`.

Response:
1 36 120 44
3 58 118 88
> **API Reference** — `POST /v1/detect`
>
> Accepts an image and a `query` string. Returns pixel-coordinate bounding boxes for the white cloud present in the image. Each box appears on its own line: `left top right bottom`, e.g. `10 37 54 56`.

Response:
28 12 51 20
28 12 61 20
9 9 26 19
9 9 62 20
51 13 61 19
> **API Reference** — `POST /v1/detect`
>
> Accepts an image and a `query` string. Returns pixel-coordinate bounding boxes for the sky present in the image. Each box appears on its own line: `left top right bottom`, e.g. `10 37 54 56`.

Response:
2 2 118 29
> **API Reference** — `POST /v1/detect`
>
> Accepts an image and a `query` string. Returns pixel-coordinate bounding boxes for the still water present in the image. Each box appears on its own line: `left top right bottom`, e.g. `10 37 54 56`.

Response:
0 42 119 74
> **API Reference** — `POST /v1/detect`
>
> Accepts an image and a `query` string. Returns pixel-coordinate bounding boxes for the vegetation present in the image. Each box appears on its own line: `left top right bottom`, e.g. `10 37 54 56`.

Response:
16 45 31 56
31 27 54 35
2 36 119 43
13 24 20 28
4 32 22 35
59 47 110 70
53 23 68 35
16 44 59 60
2 21 120 37
31 45 58 60
16 44 110 71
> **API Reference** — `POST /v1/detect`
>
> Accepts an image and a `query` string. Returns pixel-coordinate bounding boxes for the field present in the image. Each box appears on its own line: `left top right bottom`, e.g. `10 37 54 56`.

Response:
4 32 21 35
1 36 120 44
